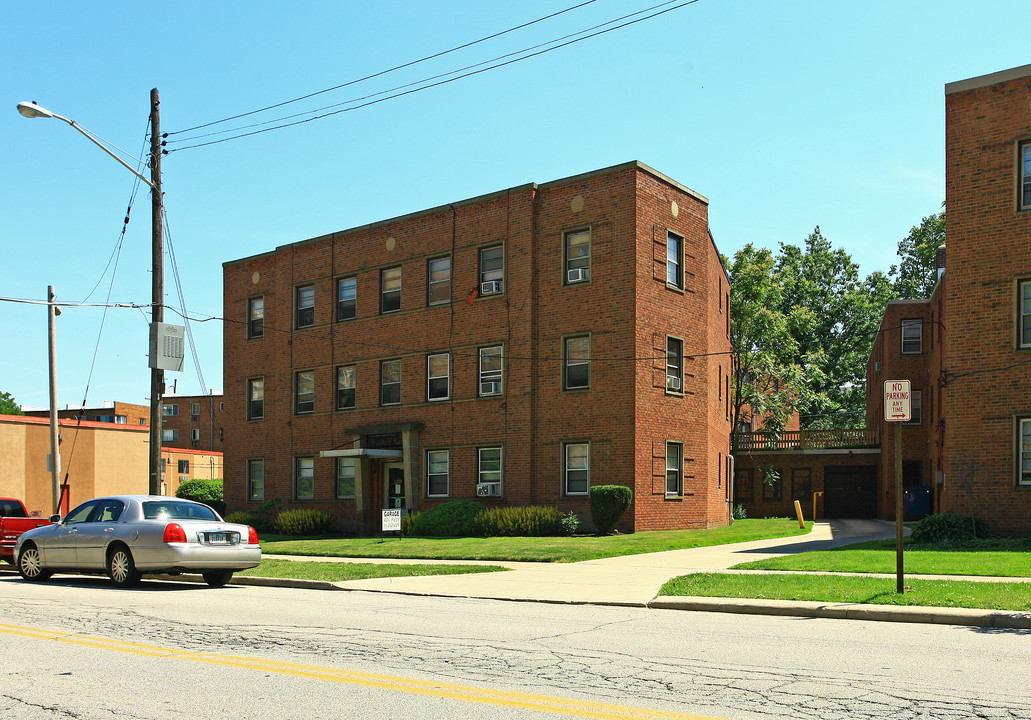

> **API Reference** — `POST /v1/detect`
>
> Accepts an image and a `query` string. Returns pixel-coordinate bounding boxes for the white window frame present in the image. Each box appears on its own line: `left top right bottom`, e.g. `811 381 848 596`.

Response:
247 458 264 502
428 257 451 306
248 296 264 339
294 456 315 500
479 245 504 292
1018 417 1031 487
336 365 356 411
427 353 450 401
665 441 683 496
479 346 503 396
337 276 357 321
666 336 684 393
564 228 591 284
1020 141 1031 211
381 267 401 314
1019 279 1031 349
336 457 356 499
296 285 315 328
426 449 449 498
295 370 315 414
666 231 683 288
563 335 591 390
247 377 264 421
901 319 923 355
478 447 503 487
381 359 402 406
563 442 589 496
162 404 179 417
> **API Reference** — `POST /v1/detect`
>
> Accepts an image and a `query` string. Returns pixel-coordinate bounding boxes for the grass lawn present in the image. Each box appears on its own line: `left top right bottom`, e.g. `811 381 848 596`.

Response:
659 573 1031 611
259 518 813 563
731 538 1031 577
238 558 508 582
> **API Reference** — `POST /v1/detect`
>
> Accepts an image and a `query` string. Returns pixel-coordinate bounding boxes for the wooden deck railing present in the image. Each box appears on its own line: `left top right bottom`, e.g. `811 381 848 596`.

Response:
734 428 879 452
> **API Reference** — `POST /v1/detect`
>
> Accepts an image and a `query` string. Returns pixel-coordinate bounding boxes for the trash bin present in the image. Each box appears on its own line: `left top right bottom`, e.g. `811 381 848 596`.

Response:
903 486 932 519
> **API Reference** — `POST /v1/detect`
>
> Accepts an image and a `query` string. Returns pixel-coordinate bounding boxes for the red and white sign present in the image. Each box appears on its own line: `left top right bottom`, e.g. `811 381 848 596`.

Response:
884 380 911 422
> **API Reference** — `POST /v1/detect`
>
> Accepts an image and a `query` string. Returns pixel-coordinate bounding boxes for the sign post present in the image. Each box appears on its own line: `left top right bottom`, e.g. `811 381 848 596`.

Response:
883 380 911 594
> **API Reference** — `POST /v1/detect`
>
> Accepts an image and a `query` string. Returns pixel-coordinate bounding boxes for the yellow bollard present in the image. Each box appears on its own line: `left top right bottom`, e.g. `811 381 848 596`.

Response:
793 500 805 528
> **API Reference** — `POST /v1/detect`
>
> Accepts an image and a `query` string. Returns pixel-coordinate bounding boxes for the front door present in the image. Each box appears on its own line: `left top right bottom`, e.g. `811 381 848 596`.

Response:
385 462 405 509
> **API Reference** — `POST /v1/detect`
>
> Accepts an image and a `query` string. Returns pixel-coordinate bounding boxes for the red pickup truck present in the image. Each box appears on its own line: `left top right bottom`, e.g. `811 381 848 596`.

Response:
1 498 53 563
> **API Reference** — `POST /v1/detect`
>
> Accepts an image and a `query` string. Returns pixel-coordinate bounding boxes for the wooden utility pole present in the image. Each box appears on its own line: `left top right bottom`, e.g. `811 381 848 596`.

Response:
148 88 165 496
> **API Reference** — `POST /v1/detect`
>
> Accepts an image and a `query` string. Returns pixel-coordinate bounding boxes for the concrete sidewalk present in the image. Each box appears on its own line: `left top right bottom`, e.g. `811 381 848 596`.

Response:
247 519 1031 629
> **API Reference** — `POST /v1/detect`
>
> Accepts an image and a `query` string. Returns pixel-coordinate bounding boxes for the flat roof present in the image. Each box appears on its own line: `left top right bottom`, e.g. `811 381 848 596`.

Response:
946 63 1031 94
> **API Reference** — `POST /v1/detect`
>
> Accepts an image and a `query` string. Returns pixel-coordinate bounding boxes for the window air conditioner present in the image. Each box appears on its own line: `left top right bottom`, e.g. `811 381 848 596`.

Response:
476 482 502 497
567 268 589 283
666 376 682 391
480 281 502 295
480 381 502 396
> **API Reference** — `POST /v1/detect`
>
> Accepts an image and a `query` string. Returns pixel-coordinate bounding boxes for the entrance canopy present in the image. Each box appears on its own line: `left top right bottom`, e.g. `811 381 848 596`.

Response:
318 449 403 459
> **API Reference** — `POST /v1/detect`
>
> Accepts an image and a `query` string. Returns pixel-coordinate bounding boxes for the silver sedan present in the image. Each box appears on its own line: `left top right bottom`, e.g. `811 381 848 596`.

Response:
14 495 261 588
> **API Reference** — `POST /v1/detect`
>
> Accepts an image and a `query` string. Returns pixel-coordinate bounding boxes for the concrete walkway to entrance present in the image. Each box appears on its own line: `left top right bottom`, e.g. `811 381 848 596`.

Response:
275 519 902 605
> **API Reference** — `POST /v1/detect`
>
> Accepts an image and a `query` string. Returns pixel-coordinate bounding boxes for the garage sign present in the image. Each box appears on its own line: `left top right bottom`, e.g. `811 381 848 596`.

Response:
884 380 911 422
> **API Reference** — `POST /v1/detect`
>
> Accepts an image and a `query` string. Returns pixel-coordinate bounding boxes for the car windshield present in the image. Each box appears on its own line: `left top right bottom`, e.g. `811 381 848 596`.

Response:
142 501 218 521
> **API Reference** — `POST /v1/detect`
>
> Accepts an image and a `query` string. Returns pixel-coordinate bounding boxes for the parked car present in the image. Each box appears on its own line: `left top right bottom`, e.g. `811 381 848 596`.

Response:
15 495 261 588
1 497 53 563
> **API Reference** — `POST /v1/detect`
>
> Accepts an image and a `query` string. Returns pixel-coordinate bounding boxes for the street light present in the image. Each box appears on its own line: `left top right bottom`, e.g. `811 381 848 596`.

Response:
17 92 166 496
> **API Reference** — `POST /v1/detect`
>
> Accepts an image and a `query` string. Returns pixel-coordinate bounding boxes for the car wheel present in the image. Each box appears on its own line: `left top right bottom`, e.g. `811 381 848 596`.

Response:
107 545 141 588
202 571 234 587
17 543 53 582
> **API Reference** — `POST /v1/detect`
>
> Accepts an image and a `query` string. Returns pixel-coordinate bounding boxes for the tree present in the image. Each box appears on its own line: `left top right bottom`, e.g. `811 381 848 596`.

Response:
891 211 945 299
0 391 23 415
726 244 825 446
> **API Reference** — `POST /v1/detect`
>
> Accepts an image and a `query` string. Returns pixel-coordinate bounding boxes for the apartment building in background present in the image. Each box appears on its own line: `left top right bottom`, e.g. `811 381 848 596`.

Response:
222 162 734 534
160 392 225 453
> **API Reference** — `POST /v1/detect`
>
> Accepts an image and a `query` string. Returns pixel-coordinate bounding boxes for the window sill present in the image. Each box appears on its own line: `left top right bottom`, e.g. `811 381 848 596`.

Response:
665 283 686 294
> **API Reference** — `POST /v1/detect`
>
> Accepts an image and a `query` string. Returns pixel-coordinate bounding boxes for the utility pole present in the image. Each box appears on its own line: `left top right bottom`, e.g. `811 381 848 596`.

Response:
47 285 60 514
148 88 165 496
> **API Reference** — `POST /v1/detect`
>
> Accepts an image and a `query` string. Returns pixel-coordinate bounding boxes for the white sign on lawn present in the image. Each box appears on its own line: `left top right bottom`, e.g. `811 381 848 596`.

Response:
382 508 404 532
884 380 911 422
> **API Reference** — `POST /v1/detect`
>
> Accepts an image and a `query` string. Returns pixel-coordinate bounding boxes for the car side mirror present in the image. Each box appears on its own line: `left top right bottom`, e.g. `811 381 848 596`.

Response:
49 514 62 523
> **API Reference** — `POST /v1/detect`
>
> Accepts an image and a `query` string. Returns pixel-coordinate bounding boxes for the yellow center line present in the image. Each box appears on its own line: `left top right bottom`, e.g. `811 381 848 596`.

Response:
0 622 732 720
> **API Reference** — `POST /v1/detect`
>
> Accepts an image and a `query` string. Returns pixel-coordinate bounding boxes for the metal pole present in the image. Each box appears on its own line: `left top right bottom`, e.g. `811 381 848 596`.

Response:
895 421 904 593
148 88 165 496
47 285 60 515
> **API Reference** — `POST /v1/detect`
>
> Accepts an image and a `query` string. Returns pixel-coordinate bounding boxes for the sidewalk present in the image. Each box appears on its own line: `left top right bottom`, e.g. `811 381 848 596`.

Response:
248 519 1031 629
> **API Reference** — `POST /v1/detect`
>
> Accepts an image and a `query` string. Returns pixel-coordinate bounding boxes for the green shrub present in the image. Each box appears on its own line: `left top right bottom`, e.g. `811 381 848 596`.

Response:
175 478 225 515
733 503 748 520
223 511 252 525
473 505 563 537
400 510 420 537
408 500 484 537
590 485 632 535
275 508 334 537
911 512 991 544
558 511 580 536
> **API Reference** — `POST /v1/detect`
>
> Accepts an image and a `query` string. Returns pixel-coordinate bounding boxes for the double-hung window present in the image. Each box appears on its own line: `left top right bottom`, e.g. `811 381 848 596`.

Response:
666 231 683 288
479 346 503 396
294 457 314 500
666 337 684 393
426 450 449 497
337 277 357 321
248 296 264 338
178 459 190 474
381 268 401 313
247 378 264 420
1020 280 1031 349
296 285 315 328
902 390 923 426
479 246 504 294
901 319 922 354
1019 418 1031 486
563 336 590 390
295 370 315 414
564 442 589 495
247 459 264 502
665 442 683 495
163 404 179 417
478 447 502 489
381 359 401 405
336 458 356 499
427 353 449 401
428 257 451 305
564 229 591 284
336 365 356 410
1020 141 1031 211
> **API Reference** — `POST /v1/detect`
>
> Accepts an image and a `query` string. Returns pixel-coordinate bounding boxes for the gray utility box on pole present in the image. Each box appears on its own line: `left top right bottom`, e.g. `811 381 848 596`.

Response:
149 322 185 372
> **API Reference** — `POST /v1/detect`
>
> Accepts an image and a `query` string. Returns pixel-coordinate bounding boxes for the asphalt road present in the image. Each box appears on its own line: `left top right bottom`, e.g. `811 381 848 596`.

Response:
2 575 1029 720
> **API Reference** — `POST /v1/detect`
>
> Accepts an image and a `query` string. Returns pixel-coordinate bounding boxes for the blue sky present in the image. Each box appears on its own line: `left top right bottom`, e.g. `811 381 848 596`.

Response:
2 1 1026 410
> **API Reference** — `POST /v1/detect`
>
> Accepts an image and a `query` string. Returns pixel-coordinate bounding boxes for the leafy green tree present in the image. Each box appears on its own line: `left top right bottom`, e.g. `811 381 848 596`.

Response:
0 391 24 415
891 211 945 299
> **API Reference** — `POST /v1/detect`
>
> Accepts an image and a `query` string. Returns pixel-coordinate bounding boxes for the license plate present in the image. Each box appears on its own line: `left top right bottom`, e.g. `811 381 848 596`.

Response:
207 533 228 545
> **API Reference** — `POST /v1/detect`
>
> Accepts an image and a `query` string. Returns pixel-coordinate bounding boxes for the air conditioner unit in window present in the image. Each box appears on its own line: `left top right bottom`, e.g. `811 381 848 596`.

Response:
666 376 682 391
476 482 502 497
480 280 502 295
567 268 589 283
480 381 502 396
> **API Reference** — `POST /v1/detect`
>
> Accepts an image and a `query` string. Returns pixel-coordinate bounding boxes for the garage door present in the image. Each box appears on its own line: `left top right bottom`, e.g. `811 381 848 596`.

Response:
823 466 878 518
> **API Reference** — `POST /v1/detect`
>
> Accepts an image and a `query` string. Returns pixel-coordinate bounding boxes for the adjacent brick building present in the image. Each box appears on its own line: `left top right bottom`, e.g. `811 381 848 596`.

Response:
24 401 149 427
223 162 734 534
160 392 225 453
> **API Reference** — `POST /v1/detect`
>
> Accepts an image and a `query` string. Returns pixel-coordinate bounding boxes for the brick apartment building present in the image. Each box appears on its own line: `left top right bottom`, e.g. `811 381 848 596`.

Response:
739 64 1031 535
223 161 734 534
24 401 149 427
160 392 225 453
